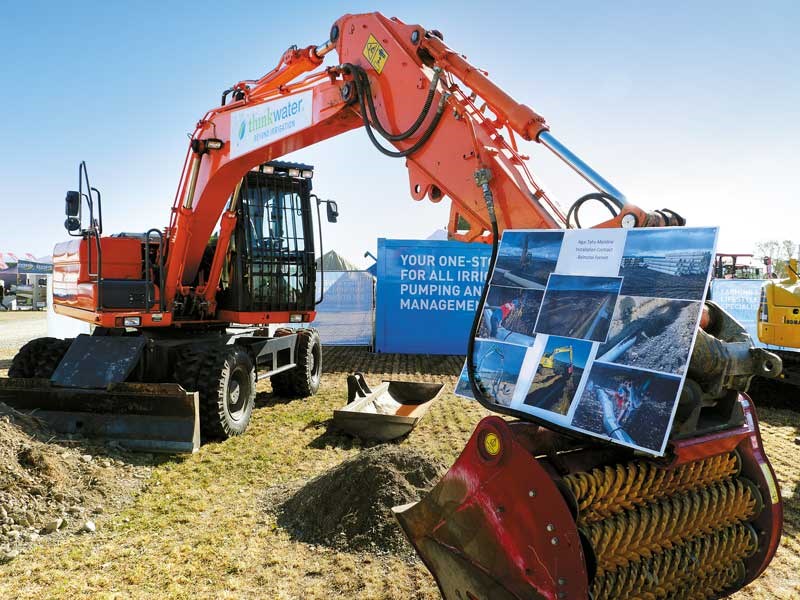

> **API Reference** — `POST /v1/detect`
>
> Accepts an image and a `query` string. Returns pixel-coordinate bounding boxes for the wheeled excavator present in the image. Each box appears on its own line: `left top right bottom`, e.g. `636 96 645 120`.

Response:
0 12 786 599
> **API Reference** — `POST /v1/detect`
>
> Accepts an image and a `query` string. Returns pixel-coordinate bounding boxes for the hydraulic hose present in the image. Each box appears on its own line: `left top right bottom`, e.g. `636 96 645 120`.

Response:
466 169 501 407
344 63 448 158
566 192 623 229
352 65 442 141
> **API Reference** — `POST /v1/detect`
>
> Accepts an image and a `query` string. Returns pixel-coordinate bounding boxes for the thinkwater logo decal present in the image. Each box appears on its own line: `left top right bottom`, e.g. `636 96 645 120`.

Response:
229 90 314 159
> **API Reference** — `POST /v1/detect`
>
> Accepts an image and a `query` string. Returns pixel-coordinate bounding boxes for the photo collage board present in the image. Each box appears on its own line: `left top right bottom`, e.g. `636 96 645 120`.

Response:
455 226 719 456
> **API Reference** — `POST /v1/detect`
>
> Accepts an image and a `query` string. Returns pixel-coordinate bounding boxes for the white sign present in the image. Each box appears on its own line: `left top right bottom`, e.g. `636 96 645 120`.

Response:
229 90 314 159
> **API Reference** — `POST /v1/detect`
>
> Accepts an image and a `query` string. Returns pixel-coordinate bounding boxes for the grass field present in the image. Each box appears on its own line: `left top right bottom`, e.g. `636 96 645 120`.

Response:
0 341 797 598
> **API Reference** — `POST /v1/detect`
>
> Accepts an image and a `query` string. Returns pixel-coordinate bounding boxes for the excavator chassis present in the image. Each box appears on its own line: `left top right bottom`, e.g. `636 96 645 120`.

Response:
0 327 316 453
395 397 782 600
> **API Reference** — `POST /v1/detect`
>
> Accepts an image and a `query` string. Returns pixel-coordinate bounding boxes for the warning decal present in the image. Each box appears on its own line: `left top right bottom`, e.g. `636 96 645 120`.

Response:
363 34 389 74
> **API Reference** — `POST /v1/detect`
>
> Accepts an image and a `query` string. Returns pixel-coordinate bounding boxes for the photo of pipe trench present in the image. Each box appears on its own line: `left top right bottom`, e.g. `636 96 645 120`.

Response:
534 275 622 343
571 362 682 452
596 296 698 375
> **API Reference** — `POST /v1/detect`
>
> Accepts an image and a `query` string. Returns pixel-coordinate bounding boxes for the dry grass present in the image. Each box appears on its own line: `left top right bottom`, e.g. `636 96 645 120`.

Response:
0 347 796 599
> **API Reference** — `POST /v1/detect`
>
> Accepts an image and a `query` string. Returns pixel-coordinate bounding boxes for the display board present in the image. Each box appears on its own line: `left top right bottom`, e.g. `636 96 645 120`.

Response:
456 227 718 456
376 239 491 354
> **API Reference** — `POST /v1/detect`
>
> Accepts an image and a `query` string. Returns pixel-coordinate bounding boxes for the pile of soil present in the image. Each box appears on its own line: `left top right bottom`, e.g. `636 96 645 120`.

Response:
276 446 447 553
0 403 150 560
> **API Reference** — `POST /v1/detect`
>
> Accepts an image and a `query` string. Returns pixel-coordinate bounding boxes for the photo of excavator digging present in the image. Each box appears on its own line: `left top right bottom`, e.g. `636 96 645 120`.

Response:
619 227 717 300
491 231 563 289
523 336 592 415
571 362 682 452
454 339 527 406
534 275 622 342
477 285 543 345
596 296 699 374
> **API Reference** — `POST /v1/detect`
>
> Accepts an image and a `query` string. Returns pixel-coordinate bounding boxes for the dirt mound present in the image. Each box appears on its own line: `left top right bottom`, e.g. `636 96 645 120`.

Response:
276 446 446 553
0 403 150 560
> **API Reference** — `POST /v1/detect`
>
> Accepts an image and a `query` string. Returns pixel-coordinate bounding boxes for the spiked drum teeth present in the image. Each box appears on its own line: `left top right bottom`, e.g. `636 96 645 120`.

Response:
562 453 762 600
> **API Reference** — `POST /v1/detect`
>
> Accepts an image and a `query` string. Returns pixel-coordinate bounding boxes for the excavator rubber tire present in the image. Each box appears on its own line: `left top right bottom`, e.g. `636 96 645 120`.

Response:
194 346 257 440
271 328 322 398
172 344 207 393
8 337 73 378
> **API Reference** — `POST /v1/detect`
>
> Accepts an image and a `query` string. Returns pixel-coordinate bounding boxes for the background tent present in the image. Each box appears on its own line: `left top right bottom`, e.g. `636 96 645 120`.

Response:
316 250 359 272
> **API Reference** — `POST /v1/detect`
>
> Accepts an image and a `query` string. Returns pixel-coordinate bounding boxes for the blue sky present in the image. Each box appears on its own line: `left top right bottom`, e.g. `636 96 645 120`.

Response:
472 339 527 374
1 1 797 264
542 336 592 369
547 274 623 294
500 231 564 261
623 227 717 256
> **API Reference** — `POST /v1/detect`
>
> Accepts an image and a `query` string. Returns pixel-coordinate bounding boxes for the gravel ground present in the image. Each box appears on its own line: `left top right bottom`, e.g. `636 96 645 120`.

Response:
0 312 47 364
0 314 796 597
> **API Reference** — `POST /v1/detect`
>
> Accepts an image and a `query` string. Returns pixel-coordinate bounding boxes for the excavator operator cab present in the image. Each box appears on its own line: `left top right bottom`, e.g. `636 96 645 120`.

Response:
218 161 320 314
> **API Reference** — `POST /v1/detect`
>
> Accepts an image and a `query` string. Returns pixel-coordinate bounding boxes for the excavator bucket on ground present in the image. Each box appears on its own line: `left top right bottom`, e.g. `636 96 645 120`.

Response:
333 373 444 441
0 378 200 453
1 335 200 453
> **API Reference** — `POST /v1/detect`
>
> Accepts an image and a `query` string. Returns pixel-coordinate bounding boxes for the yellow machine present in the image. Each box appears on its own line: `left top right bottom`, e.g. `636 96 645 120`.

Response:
756 258 800 389
540 346 573 371
758 258 800 348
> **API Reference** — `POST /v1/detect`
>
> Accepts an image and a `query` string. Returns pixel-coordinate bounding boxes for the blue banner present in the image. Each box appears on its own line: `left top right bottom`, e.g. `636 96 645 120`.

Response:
376 239 491 354
17 259 53 274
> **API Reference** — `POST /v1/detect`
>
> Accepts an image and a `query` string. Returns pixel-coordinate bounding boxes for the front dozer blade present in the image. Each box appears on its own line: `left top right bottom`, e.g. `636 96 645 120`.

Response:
393 416 589 600
0 378 200 453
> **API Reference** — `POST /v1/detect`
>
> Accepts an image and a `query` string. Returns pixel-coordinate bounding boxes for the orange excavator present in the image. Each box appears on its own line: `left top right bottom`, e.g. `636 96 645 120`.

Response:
0 12 785 599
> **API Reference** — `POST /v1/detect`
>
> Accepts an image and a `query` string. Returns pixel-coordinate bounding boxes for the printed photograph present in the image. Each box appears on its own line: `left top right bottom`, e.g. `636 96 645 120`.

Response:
454 339 529 407
477 286 544 346
523 336 593 415
570 362 681 454
618 227 716 300
534 275 622 342
596 296 700 375
491 231 564 290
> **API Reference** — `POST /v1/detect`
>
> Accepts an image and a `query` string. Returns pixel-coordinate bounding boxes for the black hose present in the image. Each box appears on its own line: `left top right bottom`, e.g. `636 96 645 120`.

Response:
566 192 624 228
358 92 447 158
352 65 442 141
344 63 447 158
466 175 501 408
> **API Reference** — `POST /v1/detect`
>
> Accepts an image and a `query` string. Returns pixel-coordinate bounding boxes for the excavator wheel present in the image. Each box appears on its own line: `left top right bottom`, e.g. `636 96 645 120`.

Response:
271 328 322 398
8 337 73 378
172 344 206 393
194 346 257 440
